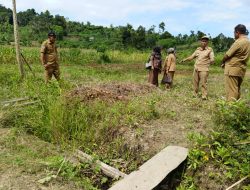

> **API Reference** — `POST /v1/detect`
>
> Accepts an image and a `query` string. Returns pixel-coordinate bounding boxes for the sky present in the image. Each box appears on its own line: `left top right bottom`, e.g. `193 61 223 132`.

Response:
1 0 250 37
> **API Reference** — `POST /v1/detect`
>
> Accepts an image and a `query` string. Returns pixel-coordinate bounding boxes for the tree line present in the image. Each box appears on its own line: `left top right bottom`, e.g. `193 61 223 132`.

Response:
0 4 234 52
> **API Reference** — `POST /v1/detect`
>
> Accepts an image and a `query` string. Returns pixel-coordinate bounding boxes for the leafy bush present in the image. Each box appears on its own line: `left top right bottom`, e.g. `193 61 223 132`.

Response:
98 53 111 63
178 99 250 189
215 99 250 132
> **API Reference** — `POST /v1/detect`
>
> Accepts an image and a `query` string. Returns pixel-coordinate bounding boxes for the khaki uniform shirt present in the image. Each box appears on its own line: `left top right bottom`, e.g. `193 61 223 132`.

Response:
40 39 58 65
164 53 176 71
191 47 214 71
224 36 250 77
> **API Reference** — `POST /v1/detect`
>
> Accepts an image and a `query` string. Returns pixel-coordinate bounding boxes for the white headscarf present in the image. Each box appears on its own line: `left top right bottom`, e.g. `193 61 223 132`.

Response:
167 48 175 54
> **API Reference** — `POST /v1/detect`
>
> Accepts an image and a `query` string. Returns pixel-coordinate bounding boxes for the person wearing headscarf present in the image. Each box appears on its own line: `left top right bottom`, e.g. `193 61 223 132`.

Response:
162 48 176 88
148 46 162 86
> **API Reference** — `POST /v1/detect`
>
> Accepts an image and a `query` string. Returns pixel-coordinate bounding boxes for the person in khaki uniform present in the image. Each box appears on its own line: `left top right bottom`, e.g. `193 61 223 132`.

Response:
181 36 214 100
40 31 60 83
221 24 250 101
162 48 176 88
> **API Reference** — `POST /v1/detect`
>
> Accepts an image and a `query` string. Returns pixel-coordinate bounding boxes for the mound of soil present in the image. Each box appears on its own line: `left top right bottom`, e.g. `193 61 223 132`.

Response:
67 83 156 103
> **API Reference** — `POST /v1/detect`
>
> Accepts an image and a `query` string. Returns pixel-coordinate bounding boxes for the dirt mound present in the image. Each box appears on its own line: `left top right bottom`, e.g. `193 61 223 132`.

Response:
67 83 156 102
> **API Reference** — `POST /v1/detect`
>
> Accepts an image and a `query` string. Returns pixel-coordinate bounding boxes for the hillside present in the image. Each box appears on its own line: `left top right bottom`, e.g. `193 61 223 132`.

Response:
0 4 234 52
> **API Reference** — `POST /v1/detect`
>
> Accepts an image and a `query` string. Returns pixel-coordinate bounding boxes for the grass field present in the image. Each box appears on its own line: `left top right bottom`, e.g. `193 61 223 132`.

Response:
0 46 249 190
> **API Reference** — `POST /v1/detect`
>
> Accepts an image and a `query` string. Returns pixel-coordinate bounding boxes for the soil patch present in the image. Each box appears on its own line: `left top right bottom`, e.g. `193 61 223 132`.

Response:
66 83 157 102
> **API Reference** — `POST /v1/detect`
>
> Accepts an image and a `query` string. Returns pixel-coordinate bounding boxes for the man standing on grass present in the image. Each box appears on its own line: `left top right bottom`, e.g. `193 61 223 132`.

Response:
221 24 250 101
40 31 60 83
181 36 215 100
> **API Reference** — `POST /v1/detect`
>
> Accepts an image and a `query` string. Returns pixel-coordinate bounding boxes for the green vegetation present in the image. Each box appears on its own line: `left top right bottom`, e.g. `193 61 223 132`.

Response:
177 100 250 189
0 42 249 189
0 4 234 51
0 45 150 66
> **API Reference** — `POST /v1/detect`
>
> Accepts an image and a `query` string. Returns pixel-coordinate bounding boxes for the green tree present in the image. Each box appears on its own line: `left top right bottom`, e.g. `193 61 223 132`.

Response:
0 21 13 43
159 22 165 33
146 33 158 48
53 25 64 40
29 10 53 38
148 25 156 34
197 30 206 40
157 38 177 49
17 9 37 26
0 4 13 24
134 25 146 49
160 31 173 39
54 15 67 35
212 33 234 52
121 24 134 47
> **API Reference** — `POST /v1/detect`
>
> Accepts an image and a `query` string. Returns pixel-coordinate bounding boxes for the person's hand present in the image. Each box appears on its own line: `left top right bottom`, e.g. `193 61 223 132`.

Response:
221 63 225 68
43 64 49 69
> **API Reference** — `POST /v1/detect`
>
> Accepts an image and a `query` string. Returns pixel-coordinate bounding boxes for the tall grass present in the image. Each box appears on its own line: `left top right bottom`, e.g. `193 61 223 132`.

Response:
0 46 150 65
0 62 163 172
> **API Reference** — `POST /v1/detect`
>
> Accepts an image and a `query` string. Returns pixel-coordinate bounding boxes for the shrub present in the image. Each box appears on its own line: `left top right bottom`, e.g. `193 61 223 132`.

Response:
214 99 250 132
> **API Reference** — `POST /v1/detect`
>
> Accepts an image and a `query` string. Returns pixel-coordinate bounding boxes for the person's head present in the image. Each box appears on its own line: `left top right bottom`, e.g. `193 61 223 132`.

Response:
200 36 209 49
48 31 56 43
153 46 161 54
234 24 248 39
167 48 175 54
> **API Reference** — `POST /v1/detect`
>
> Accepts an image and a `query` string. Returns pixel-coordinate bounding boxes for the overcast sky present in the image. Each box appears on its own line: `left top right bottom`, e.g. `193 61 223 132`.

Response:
1 0 250 37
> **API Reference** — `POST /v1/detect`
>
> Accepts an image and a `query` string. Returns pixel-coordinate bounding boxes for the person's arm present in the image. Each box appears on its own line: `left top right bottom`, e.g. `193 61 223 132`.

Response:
40 43 47 68
221 54 229 68
166 55 173 73
55 45 59 63
222 54 230 63
40 53 46 66
181 51 196 63
182 56 193 62
150 55 154 69
209 50 215 65
221 41 238 68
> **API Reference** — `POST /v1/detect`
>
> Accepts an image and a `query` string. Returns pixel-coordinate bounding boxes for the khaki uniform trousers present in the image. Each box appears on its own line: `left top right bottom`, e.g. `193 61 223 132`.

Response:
193 69 208 98
45 64 60 83
225 75 243 101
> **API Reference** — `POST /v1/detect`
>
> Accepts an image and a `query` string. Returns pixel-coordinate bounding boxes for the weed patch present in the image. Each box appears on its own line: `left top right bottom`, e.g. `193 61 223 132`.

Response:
178 99 250 190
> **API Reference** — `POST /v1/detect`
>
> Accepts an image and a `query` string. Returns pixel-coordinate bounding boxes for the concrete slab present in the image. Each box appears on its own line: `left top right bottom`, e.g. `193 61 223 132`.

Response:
109 146 188 190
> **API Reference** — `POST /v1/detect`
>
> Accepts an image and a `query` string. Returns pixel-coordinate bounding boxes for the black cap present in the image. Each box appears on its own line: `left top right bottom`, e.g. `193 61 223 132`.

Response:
48 31 56 37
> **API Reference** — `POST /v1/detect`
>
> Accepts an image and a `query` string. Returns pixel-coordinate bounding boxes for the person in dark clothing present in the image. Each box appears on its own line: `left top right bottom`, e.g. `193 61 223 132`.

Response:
148 46 162 86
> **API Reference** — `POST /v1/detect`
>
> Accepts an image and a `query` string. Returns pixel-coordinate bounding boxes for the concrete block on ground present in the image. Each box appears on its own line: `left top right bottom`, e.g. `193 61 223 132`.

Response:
109 146 188 190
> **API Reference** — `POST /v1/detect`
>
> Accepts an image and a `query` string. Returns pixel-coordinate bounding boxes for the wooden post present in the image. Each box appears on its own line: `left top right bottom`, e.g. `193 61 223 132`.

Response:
74 150 127 179
12 0 25 79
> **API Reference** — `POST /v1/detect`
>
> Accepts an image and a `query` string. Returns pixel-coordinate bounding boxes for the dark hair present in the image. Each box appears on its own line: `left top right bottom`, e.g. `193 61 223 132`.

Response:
48 31 56 37
234 24 248 35
153 46 161 54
